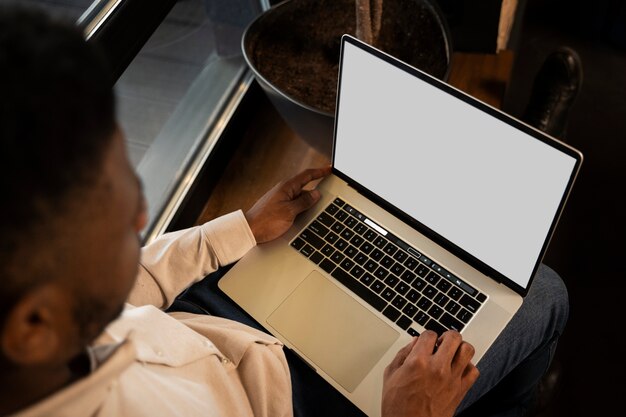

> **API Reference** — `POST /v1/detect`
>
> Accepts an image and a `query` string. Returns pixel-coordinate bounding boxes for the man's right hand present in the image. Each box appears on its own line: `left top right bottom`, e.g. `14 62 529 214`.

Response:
381 330 479 417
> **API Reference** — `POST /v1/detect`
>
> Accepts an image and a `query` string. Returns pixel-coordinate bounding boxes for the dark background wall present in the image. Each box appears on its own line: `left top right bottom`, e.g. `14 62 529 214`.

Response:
503 0 626 415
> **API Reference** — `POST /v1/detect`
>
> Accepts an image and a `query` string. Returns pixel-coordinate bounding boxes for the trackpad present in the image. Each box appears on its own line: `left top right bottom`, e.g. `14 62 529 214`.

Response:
267 271 399 392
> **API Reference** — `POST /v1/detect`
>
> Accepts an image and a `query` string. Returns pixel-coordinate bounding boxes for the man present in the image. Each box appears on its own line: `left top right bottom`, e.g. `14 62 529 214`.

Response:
0 7 568 417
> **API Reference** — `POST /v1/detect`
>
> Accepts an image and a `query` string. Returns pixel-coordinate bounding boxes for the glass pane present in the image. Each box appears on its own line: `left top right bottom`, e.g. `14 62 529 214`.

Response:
13 0 95 21
117 0 261 239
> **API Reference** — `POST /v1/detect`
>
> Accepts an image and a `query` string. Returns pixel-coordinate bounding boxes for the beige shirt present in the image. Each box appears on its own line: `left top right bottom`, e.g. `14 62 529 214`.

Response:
13 211 293 417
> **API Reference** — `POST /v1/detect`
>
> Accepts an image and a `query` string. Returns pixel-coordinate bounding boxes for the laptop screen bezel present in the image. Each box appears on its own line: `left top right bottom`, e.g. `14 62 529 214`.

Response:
331 35 583 297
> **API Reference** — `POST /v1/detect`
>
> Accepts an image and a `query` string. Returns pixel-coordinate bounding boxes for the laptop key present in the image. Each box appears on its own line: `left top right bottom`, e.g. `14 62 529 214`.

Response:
340 259 355 272
334 238 348 251
363 229 377 241
350 235 364 247
406 289 420 304
400 270 416 284
291 238 305 250
476 292 487 303
393 250 408 263
333 198 345 207
341 229 355 241
384 275 399 287
417 297 432 311
456 308 474 324
440 313 465 332
374 267 389 280
391 263 406 277
360 273 375 287
300 244 315 257
381 255 395 269
428 305 444 320
354 253 368 266
309 221 329 238
373 236 387 248
350 266 365 279
310 251 324 265
448 287 463 301
395 281 410 295
444 300 461 315
383 305 401 322
396 315 412 330
334 210 348 221
360 242 374 254
411 277 427 291
344 245 358 258
317 212 335 227
325 231 339 244
319 259 336 274
330 267 386 312
325 203 339 215
403 303 418 318
426 271 441 285
415 311 429 325
364 259 378 272
381 287 396 302
330 252 345 264
422 285 438 300
460 294 480 313
434 293 450 308
404 257 419 270
344 216 358 229
354 223 368 235
407 327 420 337
391 295 407 310
371 279 385 294
321 244 334 257
424 319 447 336
370 249 384 261
436 279 452 293
415 264 429 277
300 230 325 249
331 222 345 234
383 242 398 256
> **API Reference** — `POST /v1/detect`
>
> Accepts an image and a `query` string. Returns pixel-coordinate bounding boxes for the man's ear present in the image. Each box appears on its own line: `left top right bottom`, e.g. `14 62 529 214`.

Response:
1 284 72 366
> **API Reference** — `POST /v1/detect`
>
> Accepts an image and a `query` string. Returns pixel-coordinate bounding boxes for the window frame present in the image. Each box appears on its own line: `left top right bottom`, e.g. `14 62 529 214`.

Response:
79 0 267 243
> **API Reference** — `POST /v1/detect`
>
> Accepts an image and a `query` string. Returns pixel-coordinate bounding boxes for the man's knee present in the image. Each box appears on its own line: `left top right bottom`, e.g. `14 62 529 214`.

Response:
528 264 570 337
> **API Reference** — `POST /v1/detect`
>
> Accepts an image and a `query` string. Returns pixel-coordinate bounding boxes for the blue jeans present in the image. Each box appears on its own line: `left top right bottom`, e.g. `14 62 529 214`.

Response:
169 264 568 417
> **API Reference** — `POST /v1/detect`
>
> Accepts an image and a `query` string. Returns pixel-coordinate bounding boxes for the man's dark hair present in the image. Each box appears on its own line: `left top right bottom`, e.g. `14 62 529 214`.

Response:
0 6 116 323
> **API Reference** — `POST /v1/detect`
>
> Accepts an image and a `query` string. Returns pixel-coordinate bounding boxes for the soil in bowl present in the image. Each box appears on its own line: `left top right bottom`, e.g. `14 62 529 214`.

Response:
246 0 449 115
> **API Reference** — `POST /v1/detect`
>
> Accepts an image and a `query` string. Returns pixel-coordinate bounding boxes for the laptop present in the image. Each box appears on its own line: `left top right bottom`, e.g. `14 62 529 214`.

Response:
219 35 582 416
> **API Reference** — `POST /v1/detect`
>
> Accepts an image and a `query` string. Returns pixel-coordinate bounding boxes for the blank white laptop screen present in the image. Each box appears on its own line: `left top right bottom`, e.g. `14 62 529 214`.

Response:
334 41 577 289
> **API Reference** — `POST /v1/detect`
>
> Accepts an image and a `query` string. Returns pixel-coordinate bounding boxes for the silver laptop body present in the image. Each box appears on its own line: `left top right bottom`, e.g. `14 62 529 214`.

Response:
219 35 582 416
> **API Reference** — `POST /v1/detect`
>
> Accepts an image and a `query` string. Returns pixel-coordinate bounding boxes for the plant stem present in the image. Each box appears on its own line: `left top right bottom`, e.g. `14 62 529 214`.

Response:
371 0 382 42
355 0 382 45
355 0 373 45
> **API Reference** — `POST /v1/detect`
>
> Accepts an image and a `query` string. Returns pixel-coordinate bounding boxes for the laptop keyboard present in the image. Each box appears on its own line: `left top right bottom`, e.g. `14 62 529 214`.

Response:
291 198 488 337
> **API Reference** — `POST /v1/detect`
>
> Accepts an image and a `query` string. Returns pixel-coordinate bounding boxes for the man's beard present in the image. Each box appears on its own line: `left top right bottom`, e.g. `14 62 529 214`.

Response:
72 294 124 343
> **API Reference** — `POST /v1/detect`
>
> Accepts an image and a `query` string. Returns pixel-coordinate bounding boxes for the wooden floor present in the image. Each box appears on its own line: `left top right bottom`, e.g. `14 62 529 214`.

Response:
197 51 515 224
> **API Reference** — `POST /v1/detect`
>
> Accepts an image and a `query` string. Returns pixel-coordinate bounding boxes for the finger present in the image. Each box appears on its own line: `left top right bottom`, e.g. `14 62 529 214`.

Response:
433 330 463 363
394 338 419 367
289 189 321 215
286 167 332 192
384 338 417 377
452 341 476 375
460 363 480 393
406 330 438 359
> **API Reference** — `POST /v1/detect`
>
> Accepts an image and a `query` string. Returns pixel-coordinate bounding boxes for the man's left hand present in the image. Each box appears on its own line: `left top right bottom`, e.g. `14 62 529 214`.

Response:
245 167 332 243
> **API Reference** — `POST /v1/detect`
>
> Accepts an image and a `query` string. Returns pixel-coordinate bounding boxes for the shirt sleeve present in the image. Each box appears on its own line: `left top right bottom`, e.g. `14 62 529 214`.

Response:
127 210 257 309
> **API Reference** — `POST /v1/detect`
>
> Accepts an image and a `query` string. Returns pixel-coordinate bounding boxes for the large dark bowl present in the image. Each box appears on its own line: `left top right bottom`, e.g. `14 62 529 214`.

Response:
243 0 452 156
